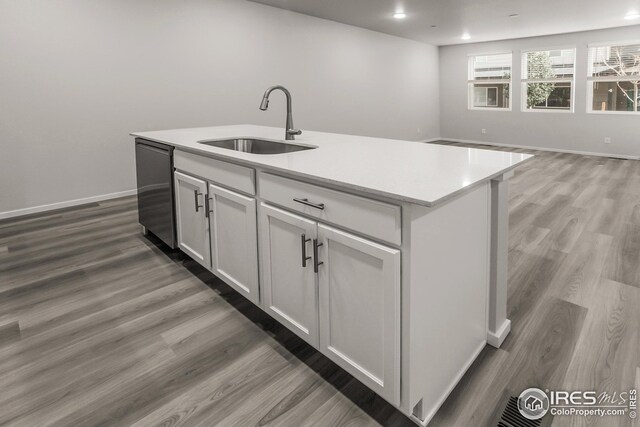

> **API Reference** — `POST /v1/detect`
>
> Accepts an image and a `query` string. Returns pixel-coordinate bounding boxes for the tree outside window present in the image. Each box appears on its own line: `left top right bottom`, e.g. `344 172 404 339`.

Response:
589 44 640 113
526 52 555 108
522 49 575 111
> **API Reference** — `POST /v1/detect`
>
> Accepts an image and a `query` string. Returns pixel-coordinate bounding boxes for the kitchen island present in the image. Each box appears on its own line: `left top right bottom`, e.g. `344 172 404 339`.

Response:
131 125 533 426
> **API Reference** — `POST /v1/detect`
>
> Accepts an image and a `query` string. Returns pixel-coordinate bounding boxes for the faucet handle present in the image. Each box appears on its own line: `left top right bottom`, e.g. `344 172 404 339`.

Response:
287 129 302 136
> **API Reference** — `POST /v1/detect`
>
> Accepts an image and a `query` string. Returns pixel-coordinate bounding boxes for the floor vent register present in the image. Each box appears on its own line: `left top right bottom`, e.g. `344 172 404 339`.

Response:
497 396 542 427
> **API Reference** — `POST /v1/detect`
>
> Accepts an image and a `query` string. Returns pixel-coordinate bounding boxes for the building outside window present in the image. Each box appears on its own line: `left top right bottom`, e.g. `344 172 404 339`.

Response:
522 48 575 111
588 42 640 113
468 53 512 109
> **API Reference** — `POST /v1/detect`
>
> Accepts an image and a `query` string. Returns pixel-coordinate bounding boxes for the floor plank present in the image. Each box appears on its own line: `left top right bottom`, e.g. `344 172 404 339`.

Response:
0 320 20 348
552 279 640 427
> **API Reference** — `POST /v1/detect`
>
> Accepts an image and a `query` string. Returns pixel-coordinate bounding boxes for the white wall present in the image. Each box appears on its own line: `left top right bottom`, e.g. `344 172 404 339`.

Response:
439 25 640 158
0 0 440 215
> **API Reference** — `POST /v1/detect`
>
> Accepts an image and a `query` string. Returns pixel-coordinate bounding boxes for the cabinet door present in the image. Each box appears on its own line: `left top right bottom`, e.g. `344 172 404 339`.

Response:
317 224 400 405
259 203 319 347
208 183 259 304
174 171 210 268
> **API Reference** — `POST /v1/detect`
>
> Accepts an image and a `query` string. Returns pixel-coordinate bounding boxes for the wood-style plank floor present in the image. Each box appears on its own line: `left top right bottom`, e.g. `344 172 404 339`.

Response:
1 143 639 427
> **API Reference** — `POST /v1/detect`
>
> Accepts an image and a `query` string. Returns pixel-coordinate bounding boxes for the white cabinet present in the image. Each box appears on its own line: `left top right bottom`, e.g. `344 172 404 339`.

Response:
208 183 259 304
317 224 400 405
175 168 259 304
175 153 401 409
259 203 319 346
258 203 400 404
174 171 210 268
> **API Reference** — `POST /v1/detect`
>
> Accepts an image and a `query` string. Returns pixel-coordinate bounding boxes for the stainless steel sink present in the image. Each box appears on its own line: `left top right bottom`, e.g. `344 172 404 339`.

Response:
198 138 316 154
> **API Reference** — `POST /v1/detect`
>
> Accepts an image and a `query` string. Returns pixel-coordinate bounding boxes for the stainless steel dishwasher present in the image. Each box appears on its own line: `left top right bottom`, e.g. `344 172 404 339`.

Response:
135 138 177 248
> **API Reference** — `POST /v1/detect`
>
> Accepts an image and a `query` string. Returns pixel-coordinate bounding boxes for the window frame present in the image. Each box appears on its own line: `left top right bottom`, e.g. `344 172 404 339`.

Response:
467 51 513 112
586 40 640 115
521 47 576 113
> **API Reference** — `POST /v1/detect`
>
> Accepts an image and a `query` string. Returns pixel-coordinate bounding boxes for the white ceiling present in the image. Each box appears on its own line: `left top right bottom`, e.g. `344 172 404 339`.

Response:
249 0 640 46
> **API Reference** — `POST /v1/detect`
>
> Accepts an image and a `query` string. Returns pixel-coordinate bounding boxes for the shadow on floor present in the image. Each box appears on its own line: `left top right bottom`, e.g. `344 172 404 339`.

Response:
142 232 415 426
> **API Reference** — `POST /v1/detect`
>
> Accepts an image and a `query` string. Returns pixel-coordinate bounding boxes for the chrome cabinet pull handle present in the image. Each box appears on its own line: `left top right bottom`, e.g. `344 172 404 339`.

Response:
206 197 214 217
194 190 203 212
301 234 311 267
293 198 325 210
313 238 324 273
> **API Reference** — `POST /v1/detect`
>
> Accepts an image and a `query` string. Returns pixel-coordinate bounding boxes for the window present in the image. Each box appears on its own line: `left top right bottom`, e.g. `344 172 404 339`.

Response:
468 53 512 109
588 42 640 114
521 49 575 111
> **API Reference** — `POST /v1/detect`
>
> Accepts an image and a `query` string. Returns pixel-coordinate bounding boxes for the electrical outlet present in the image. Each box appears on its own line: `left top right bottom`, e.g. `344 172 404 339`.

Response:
604 137 612 144
481 129 487 135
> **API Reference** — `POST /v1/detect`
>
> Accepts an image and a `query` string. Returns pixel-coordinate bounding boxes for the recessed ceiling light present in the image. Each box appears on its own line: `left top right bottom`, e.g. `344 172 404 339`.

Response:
462 33 471 40
431 25 438 28
393 12 407 19
624 12 640 20
509 13 520 18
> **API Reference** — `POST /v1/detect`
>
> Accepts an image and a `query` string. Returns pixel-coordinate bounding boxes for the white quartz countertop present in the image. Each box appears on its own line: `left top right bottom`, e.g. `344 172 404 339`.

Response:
131 125 533 207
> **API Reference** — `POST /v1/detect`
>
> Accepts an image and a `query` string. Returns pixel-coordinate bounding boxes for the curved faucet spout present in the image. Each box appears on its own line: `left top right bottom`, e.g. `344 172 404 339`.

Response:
259 85 302 140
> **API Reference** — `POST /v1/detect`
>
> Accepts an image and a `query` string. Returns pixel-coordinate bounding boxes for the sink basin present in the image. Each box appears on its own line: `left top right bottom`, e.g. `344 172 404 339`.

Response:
198 138 316 155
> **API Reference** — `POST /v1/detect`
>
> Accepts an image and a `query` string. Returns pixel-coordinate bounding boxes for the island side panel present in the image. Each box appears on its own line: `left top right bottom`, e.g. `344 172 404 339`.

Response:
404 183 490 425
487 170 514 347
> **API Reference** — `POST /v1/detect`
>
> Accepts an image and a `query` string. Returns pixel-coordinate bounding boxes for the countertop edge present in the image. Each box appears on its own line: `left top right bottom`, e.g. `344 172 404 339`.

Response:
132 132 534 208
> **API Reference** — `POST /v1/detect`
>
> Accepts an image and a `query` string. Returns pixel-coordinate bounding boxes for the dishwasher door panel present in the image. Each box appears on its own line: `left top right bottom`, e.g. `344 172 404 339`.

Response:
135 141 176 248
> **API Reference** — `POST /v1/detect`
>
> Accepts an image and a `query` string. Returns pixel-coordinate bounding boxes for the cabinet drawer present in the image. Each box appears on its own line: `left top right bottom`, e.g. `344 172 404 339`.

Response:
259 173 401 245
174 150 255 195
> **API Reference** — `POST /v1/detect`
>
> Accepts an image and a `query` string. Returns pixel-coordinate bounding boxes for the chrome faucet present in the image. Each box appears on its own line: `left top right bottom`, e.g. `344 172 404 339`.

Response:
259 85 302 140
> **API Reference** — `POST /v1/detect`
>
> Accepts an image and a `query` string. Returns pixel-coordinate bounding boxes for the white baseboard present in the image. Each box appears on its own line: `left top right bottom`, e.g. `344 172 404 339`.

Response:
487 319 512 348
438 137 640 160
0 189 137 221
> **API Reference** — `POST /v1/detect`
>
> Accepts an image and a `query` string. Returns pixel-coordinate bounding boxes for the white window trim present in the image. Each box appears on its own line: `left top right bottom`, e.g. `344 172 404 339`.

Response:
467 50 514 57
587 110 640 116
520 44 578 54
520 48 576 113
587 39 640 48
467 52 513 111
587 41 640 114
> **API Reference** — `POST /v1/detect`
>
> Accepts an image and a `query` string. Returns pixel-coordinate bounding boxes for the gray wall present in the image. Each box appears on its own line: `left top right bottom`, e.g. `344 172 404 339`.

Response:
0 0 440 215
439 25 640 158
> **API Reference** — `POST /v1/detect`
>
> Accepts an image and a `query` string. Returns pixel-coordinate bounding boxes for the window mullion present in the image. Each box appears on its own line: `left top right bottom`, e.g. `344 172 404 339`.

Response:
522 79 573 84
588 76 640 83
